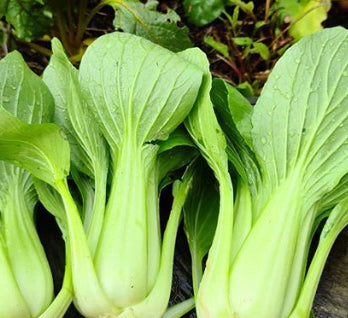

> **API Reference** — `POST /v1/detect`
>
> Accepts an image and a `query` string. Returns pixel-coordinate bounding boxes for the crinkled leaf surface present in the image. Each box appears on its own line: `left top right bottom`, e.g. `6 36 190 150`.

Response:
113 0 192 52
43 38 108 180
184 0 226 26
251 27 348 213
43 38 109 254
79 32 202 150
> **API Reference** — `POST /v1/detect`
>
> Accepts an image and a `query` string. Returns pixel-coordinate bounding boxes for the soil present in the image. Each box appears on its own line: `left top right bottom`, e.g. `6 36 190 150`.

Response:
2 0 348 317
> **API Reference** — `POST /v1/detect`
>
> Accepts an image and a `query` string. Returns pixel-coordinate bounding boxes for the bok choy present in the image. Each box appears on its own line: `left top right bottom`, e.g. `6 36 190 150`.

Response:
0 32 205 318
184 26 348 318
0 51 72 318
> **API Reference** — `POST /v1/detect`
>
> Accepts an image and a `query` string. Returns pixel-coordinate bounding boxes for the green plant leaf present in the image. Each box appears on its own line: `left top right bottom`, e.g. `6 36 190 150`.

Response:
183 0 226 26
229 0 254 13
0 48 54 203
0 0 9 18
233 36 253 46
183 159 219 296
158 146 198 190
5 0 53 41
211 79 261 196
319 174 348 213
227 27 348 318
0 108 70 186
157 126 198 189
0 51 54 123
204 35 230 58
78 32 203 313
113 0 192 52
43 38 109 254
157 126 195 154
251 27 348 211
79 32 202 151
277 0 331 40
34 179 66 230
250 42 270 60
181 47 234 318
236 81 254 97
0 48 60 317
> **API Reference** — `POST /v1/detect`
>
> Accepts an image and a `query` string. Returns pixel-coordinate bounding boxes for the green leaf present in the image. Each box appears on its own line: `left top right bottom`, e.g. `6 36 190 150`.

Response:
112 0 192 52
43 38 109 254
0 48 57 317
78 32 203 313
181 52 229 174
319 174 348 213
183 159 219 296
79 32 202 150
157 126 195 154
43 39 96 178
229 0 254 13
277 0 331 40
0 108 70 186
211 79 261 196
5 0 53 41
0 21 8 52
227 27 348 318
251 27 348 211
0 0 9 18
0 51 54 123
181 47 234 318
158 146 198 190
213 79 253 146
233 36 253 46
204 35 230 58
0 49 54 199
255 20 267 29
236 81 254 97
34 179 66 231
250 42 270 60
157 126 198 189
183 0 226 26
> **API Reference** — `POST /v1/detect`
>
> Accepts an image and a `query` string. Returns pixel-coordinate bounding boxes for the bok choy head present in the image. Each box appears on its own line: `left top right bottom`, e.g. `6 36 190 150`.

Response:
76 32 203 316
1 32 205 318
0 51 54 317
185 27 348 318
